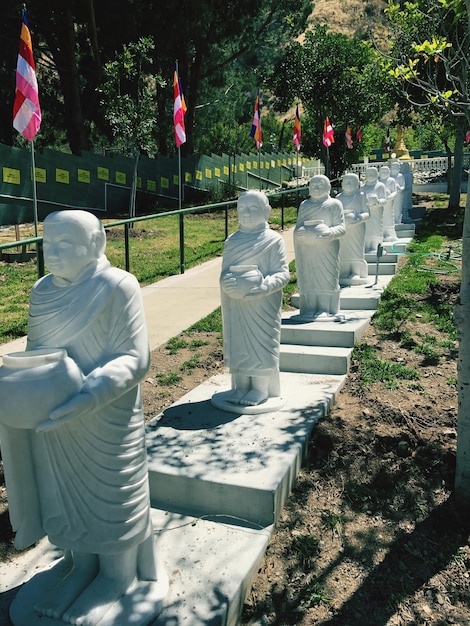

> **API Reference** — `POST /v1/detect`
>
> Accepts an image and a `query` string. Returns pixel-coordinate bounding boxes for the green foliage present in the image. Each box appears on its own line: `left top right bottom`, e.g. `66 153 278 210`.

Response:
353 344 420 391
166 337 189 355
0 260 37 342
155 371 182 386
291 535 321 568
180 354 202 372
268 24 393 176
186 308 223 335
302 579 331 607
323 512 345 536
282 260 298 309
385 0 470 128
100 37 163 157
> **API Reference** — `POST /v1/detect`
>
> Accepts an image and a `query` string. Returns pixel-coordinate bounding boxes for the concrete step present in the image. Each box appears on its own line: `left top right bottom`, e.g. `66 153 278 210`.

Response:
368 261 396 275
146 372 346 529
290 275 394 312
281 310 372 348
0 509 272 626
365 251 399 263
280 343 351 375
395 223 415 238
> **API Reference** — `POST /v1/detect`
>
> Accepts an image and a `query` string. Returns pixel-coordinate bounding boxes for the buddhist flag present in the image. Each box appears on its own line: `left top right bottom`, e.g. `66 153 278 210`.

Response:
345 122 353 149
385 127 391 152
13 7 41 141
250 93 262 149
322 116 334 148
173 66 187 148
293 105 301 152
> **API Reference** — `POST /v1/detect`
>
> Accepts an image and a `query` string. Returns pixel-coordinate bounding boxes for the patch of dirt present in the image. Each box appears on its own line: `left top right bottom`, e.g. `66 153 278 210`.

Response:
0 195 469 626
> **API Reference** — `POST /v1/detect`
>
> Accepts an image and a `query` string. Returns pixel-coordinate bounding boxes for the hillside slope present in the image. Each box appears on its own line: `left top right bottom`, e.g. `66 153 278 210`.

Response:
308 0 389 38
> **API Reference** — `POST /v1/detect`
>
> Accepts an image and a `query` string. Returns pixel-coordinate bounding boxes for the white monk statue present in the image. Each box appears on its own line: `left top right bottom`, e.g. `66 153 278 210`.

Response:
1 210 168 626
379 165 398 241
400 160 413 221
212 190 289 413
362 166 386 254
337 173 370 286
294 174 345 319
390 161 406 224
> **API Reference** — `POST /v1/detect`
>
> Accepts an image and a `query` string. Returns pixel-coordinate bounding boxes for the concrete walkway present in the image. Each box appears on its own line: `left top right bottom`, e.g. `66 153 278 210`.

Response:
0 225 413 626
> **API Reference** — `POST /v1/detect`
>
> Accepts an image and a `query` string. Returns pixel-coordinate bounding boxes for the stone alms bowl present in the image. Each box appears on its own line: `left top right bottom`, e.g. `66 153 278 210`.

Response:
228 265 263 299
0 348 83 429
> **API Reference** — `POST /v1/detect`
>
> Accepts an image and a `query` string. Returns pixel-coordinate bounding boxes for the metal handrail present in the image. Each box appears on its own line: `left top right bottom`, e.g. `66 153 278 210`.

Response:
0 185 308 277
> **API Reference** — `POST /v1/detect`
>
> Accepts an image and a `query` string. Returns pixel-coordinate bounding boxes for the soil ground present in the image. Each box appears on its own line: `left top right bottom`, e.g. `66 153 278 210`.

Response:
1 194 469 625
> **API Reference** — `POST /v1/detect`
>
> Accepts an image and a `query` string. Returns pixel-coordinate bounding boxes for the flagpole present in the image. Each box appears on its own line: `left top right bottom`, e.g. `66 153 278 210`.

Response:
30 140 43 277
175 59 185 274
296 150 299 188
178 144 184 274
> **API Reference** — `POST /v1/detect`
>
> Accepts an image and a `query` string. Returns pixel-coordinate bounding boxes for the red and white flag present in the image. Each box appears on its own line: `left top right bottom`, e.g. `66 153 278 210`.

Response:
322 116 334 148
173 67 187 148
345 123 353 149
13 8 41 141
385 128 391 152
293 105 301 152
250 93 262 149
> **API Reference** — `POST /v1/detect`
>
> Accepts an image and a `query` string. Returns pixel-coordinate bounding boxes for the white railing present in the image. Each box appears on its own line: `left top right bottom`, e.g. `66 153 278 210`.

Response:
349 155 470 178
302 161 325 178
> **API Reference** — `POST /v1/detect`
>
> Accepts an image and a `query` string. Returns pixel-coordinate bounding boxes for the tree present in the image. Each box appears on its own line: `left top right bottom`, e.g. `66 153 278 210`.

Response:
386 0 470 513
145 0 312 155
268 25 393 178
100 37 162 157
385 0 470 208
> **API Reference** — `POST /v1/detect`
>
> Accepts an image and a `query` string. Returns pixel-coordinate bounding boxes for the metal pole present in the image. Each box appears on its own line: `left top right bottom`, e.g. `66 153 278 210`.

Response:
30 141 41 278
125 222 130 272
178 147 185 273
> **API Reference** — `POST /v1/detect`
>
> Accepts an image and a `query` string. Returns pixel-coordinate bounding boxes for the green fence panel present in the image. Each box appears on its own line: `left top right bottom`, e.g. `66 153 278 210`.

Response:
0 143 302 226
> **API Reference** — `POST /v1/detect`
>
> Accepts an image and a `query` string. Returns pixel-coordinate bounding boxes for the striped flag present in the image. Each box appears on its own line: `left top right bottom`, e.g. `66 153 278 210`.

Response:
250 93 262 149
293 105 301 152
13 7 41 141
345 122 353 149
173 67 187 148
356 125 363 142
322 117 334 148
385 127 391 152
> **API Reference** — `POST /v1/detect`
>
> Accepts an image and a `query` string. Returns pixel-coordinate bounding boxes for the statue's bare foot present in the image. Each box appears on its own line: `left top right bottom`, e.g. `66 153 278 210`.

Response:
227 388 247 404
62 572 136 625
239 389 268 406
34 559 98 620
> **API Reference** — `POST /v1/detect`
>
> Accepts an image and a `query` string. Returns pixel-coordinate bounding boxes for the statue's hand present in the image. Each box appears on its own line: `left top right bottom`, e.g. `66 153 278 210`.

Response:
36 392 95 433
315 223 332 238
221 274 238 295
245 283 269 298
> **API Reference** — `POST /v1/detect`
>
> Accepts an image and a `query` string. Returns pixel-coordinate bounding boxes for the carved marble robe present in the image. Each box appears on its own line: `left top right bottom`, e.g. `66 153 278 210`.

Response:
220 224 289 396
337 189 370 284
294 196 345 315
1 257 153 570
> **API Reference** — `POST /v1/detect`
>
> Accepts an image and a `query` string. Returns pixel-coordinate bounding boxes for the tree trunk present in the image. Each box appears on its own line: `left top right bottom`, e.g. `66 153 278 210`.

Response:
449 127 465 209
48 0 89 155
452 0 470 517
454 190 470 514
